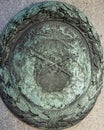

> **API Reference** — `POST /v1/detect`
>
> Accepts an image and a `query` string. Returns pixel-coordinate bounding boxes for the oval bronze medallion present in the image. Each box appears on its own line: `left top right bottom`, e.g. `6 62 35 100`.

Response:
0 1 103 130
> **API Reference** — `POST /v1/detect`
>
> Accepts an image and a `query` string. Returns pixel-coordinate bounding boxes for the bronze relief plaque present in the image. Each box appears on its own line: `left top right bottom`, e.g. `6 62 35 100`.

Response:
0 1 103 130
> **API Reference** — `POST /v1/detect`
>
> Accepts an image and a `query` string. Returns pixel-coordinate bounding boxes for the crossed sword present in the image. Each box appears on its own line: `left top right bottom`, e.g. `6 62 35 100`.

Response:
30 50 71 78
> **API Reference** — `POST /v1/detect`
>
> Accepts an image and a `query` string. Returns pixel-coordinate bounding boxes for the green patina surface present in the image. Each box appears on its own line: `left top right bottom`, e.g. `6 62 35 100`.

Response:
0 1 103 130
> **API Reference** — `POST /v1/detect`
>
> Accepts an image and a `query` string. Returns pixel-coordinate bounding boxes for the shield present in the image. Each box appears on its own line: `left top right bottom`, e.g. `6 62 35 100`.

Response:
0 1 103 130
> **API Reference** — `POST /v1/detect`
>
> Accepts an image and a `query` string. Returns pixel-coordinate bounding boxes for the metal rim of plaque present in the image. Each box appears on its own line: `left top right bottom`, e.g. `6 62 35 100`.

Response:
0 1 103 130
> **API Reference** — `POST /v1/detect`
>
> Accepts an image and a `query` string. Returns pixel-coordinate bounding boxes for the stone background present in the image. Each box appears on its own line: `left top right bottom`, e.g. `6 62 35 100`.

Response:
0 0 104 130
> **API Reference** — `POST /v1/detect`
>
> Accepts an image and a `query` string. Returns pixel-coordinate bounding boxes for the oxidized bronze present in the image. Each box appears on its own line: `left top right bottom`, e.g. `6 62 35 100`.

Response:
0 1 103 130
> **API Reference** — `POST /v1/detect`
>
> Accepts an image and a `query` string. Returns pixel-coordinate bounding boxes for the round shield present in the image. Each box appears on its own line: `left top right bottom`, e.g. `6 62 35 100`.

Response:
0 1 103 130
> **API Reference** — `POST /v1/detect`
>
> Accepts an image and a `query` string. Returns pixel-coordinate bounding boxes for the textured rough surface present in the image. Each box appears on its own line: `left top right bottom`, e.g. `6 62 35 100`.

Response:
0 0 103 130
